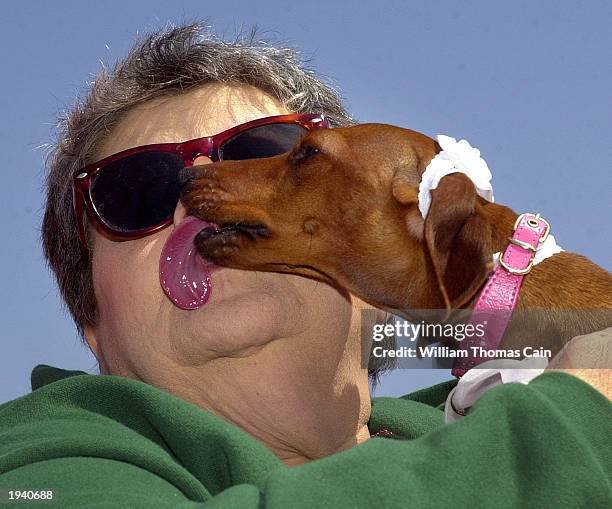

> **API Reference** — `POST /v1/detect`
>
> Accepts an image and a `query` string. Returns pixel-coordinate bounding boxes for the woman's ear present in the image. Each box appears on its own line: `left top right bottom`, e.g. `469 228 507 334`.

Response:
83 324 100 360
423 172 492 309
83 324 110 374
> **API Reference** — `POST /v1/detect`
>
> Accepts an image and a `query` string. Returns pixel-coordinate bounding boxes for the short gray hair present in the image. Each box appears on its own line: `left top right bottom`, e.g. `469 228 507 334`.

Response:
41 21 394 383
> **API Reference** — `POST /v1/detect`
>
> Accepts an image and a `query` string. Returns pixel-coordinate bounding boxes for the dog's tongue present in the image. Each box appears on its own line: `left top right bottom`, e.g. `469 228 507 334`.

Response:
159 216 218 310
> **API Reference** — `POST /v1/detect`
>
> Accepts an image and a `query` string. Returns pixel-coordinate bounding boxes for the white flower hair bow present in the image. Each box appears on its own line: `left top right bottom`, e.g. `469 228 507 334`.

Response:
418 135 494 218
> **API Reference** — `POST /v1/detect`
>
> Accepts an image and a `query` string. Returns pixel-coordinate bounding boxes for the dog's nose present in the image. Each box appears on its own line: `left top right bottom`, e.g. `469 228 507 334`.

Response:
177 167 194 188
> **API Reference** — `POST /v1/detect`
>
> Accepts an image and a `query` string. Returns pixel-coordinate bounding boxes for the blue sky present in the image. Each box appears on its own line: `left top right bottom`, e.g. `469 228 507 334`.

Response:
1 1 610 403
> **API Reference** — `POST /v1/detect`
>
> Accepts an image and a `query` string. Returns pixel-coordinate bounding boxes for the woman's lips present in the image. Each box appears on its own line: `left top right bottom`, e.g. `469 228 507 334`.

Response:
159 216 219 310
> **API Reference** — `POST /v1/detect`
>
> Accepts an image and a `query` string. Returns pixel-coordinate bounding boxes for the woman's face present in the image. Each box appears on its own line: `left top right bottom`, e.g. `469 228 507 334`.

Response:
85 83 366 383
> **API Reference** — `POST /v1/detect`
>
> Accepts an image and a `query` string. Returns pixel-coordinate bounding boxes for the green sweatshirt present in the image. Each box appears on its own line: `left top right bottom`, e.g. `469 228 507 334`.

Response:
0 365 610 508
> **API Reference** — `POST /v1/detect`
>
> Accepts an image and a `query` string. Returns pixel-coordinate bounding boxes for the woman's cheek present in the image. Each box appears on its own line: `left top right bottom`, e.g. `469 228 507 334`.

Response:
92 233 167 333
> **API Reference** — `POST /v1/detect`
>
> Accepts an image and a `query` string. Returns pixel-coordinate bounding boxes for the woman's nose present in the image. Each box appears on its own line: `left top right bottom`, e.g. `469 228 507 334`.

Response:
174 155 214 225
193 155 213 165
173 201 188 226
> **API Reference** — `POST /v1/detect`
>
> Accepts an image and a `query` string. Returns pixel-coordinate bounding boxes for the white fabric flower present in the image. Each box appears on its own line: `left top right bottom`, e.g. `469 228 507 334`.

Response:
418 135 494 218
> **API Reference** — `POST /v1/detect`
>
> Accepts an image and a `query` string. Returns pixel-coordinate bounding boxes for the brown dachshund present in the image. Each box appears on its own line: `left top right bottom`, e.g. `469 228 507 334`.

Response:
180 124 612 356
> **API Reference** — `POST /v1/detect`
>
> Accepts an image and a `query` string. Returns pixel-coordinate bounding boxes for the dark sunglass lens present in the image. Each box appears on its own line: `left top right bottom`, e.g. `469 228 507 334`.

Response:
90 152 183 232
220 123 308 160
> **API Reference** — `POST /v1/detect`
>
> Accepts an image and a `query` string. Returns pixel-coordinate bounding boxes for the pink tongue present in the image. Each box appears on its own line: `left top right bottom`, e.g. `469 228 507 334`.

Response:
159 216 218 310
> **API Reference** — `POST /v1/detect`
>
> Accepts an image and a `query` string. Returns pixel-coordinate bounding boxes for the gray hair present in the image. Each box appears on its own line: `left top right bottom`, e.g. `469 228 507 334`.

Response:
41 21 395 383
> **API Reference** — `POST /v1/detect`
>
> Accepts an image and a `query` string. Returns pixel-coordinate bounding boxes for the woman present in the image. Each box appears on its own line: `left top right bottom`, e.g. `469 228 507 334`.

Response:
1 22 609 508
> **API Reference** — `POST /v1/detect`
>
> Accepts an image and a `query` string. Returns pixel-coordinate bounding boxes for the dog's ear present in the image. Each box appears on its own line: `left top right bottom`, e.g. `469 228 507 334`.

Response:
391 163 421 205
424 172 492 309
391 136 441 206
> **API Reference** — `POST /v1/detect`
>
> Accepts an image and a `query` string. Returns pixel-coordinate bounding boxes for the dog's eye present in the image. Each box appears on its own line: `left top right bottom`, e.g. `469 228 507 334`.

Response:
292 144 320 163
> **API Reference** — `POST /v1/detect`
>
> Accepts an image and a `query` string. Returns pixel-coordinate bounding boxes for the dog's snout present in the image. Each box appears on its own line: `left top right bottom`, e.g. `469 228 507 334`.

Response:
177 167 195 188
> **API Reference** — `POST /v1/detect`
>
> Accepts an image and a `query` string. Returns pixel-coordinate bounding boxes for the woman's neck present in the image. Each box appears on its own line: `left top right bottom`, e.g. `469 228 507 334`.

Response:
143 332 373 466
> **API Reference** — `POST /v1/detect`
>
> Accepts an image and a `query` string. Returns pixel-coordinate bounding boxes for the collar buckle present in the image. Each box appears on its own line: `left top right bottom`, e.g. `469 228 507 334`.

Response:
499 213 550 276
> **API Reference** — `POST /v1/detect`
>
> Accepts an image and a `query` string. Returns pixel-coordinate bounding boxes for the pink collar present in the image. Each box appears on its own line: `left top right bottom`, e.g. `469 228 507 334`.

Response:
452 213 551 378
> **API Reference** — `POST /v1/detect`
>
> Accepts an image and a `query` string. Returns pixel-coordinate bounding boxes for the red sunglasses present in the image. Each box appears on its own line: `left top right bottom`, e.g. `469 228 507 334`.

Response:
72 113 329 251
